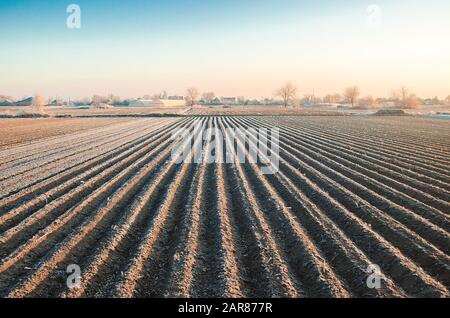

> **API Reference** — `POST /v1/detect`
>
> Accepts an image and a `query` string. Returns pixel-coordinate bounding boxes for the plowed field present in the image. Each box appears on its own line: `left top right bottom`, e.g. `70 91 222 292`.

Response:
0 116 448 298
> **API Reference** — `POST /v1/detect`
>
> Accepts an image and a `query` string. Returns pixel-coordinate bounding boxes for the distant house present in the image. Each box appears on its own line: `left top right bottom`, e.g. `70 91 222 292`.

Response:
0 95 14 106
211 98 222 105
128 98 185 108
247 99 263 106
128 99 154 107
201 97 222 106
0 99 13 106
384 101 397 108
14 97 33 106
423 99 434 106
168 95 184 101
221 97 237 105
48 99 64 106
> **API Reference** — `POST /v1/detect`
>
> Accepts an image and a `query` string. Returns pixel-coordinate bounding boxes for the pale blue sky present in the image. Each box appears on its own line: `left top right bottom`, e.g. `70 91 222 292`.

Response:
1 0 449 99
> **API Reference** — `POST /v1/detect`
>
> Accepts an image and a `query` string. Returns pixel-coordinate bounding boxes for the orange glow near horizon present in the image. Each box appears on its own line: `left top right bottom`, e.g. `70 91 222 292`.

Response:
1 1 449 100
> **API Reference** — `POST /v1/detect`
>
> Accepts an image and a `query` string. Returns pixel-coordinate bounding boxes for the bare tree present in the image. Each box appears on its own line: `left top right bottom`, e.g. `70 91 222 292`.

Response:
237 96 246 105
107 94 121 105
344 86 360 107
91 95 105 106
323 94 333 104
159 91 168 99
360 95 375 107
186 88 200 107
390 90 400 101
395 86 412 107
394 86 420 109
399 86 410 104
303 94 315 105
292 98 301 109
405 94 420 109
32 95 46 113
332 94 343 103
372 98 384 107
276 82 297 108
81 97 91 105
202 92 215 103
324 93 343 104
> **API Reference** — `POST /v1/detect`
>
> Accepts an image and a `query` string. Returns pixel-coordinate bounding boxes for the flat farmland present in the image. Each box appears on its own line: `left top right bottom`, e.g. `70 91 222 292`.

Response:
186 105 342 116
0 118 134 148
0 116 449 298
0 106 188 118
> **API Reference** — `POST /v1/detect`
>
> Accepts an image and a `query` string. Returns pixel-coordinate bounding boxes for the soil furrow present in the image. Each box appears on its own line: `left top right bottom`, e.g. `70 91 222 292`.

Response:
2 119 192 297
230 117 449 295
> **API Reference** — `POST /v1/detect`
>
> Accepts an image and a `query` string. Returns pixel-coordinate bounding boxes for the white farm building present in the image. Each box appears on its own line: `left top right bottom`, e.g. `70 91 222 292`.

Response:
128 99 185 108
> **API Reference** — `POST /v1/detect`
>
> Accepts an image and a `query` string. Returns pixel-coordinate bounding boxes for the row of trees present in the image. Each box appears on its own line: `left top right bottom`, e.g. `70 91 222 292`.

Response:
26 87 450 111
184 84 299 108
275 83 362 108
32 95 46 113
275 82 361 108
274 83 425 109
392 86 421 109
150 85 448 109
